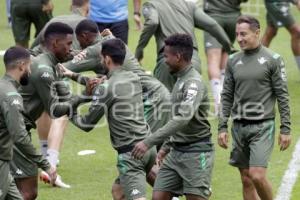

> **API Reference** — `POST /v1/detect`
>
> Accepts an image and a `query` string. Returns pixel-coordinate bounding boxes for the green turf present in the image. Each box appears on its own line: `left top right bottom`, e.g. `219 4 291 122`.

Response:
0 0 300 199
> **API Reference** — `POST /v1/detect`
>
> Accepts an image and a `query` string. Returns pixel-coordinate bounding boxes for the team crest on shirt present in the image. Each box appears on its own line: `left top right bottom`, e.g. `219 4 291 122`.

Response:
281 68 287 82
185 83 198 102
258 57 267 65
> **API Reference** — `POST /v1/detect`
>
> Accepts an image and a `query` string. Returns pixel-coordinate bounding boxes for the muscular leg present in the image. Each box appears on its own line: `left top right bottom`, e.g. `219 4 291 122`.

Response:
287 24 300 72
261 25 278 47
47 115 69 167
248 167 273 200
186 194 207 200
15 177 38 200
152 191 173 200
239 168 260 200
36 112 52 157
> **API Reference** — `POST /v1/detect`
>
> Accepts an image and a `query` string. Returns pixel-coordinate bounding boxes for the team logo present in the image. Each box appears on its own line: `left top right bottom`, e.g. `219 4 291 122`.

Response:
131 189 141 196
258 57 267 64
16 168 23 175
41 72 51 78
205 42 213 48
236 60 243 66
11 99 21 106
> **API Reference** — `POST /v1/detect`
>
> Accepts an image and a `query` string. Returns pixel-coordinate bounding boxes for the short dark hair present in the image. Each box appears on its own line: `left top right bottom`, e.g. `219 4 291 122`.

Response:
3 46 30 69
101 39 126 65
237 15 260 31
75 19 99 35
164 33 193 62
72 0 89 7
44 22 74 41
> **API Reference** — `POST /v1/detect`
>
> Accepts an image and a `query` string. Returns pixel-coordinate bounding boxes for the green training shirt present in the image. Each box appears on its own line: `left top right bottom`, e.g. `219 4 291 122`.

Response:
143 65 211 148
135 0 232 59
19 51 78 121
0 75 50 171
219 45 290 134
71 68 150 150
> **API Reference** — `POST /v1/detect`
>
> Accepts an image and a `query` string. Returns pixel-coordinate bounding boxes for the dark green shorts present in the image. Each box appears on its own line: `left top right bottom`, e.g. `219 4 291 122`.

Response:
11 2 52 44
154 50 201 92
230 119 275 168
204 13 240 50
0 160 23 200
154 149 214 199
265 2 295 28
10 146 38 179
116 147 156 200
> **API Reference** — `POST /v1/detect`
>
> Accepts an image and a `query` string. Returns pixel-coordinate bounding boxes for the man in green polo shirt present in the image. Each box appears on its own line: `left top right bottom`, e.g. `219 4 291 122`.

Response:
218 15 291 200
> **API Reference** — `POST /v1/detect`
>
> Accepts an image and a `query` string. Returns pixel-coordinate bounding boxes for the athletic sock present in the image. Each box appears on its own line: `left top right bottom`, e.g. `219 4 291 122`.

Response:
40 140 48 157
220 69 226 86
47 149 59 167
210 79 222 115
295 56 300 72
210 79 221 104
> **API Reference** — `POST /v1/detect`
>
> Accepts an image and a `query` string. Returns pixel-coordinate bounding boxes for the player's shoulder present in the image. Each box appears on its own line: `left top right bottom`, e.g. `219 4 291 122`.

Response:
261 46 282 61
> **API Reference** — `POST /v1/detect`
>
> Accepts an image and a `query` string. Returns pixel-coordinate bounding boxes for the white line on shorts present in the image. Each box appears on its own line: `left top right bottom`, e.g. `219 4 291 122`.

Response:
275 138 300 200
0 50 6 56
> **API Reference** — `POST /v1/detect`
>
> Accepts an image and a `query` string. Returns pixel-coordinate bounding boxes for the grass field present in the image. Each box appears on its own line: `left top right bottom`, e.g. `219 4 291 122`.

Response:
0 0 300 199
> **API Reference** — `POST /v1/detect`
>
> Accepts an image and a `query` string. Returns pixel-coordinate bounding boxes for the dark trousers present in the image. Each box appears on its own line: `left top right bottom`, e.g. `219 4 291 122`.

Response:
96 19 128 44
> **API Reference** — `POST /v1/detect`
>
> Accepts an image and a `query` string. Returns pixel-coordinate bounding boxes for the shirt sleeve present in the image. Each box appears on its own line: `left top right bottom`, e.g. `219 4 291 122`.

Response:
71 82 113 132
143 80 204 148
33 66 73 118
270 56 291 134
135 2 159 60
2 94 50 171
218 58 235 133
193 6 232 53
63 47 104 74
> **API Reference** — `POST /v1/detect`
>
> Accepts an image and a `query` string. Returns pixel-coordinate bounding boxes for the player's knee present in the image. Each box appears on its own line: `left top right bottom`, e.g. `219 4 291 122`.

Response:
240 174 254 188
111 184 125 200
289 25 300 38
248 168 266 184
22 190 38 200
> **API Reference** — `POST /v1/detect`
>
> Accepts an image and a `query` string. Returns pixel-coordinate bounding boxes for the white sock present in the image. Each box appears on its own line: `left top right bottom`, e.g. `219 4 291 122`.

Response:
220 69 226 86
295 56 300 72
47 149 59 167
210 79 221 104
40 140 48 157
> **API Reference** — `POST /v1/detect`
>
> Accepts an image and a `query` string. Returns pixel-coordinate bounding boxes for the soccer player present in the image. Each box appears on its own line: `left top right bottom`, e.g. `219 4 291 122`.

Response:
262 0 300 74
10 0 53 48
135 0 232 92
29 0 90 186
1 47 56 200
64 19 171 135
132 34 214 200
203 0 248 115
64 38 156 200
31 0 90 53
61 20 172 199
218 15 291 200
11 22 81 195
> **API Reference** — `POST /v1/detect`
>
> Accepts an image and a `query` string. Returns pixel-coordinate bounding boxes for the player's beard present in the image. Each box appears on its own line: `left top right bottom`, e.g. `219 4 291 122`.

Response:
20 71 30 86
